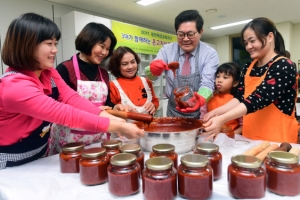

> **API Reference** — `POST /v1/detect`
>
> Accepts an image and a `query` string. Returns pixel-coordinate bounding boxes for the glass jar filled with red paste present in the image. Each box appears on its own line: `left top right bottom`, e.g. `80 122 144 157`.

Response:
265 151 300 196
107 153 140 196
228 155 266 199
59 142 84 173
194 143 222 179
79 147 109 185
120 143 144 176
178 154 213 199
142 157 177 200
150 143 178 169
101 139 122 159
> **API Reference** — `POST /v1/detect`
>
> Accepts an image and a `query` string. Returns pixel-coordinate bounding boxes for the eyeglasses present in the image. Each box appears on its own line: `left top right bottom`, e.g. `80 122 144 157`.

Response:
176 31 198 39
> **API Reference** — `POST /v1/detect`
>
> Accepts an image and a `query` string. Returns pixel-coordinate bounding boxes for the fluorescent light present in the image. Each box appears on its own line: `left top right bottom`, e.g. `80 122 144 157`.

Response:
136 0 161 6
210 19 253 30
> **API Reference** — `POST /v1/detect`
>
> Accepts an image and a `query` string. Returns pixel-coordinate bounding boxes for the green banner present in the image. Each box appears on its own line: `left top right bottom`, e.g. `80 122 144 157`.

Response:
112 20 177 55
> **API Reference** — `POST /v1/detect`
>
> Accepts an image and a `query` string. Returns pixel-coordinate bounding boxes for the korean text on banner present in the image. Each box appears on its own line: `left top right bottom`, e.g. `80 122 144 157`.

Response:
112 20 177 55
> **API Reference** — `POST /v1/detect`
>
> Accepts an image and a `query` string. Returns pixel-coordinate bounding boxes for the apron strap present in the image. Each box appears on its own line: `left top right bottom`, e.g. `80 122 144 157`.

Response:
72 54 81 80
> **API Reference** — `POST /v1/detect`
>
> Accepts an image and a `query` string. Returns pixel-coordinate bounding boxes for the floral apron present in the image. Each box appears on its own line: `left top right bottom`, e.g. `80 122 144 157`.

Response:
48 55 109 155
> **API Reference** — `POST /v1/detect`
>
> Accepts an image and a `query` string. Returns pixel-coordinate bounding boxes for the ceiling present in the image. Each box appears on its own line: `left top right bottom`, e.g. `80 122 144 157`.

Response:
42 0 300 40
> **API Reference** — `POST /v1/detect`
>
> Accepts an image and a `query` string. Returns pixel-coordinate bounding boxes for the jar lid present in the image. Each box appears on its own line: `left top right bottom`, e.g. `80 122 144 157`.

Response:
62 142 84 152
231 155 262 168
101 140 122 149
145 157 173 170
81 147 106 158
120 144 141 153
152 143 175 153
110 153 137 166
268 151 299 164
196 143 219 152
181 154 208 168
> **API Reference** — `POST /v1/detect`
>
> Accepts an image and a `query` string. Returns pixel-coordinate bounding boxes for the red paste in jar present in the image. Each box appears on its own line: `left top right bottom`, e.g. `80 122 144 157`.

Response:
79 148 109 185
59 142 83 173
265 159 300 196
142 169 177 200
178 164 213 199
228 164 266 198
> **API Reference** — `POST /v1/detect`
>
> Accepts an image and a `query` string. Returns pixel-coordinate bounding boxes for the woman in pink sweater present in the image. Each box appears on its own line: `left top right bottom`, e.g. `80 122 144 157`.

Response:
0 13 143 169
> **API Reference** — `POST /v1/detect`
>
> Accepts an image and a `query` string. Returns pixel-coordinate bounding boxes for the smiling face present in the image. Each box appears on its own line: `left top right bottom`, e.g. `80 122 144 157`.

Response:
120 52 138 78
215 72 238 94
243 28 273 61
84 37 111 65
34 38 58 70
177 21 202 53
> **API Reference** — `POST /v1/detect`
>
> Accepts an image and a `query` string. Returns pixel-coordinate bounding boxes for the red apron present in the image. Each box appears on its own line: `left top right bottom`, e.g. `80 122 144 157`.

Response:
243 57 298 143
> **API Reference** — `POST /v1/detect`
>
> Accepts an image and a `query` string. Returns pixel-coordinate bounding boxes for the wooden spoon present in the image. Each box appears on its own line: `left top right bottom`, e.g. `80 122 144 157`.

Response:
106 109 153 123
168 62 180 77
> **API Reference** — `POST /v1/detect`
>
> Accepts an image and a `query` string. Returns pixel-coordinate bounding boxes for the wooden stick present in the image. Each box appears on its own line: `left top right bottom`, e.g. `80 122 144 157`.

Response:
255 143 279 161
242 141 271 156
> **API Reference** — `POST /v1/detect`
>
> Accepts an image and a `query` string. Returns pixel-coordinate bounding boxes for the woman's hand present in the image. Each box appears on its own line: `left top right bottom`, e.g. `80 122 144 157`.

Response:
114 104 137 113
202 109 218 123
202 115 225 141
99 106 112 110
118 122 145 139
144 102 156 115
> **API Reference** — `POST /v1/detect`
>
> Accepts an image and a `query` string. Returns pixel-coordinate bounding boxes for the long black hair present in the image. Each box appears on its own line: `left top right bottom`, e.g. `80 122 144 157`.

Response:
240 17 286 56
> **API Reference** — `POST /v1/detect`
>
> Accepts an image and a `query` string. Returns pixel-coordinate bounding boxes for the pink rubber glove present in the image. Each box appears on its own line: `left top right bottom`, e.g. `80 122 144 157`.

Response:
176 92 206 113
150 59 169 76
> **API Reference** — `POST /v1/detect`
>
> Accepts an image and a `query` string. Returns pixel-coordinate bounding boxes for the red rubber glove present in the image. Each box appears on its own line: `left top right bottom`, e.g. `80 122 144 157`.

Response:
176 92 206 113
150 59 169 76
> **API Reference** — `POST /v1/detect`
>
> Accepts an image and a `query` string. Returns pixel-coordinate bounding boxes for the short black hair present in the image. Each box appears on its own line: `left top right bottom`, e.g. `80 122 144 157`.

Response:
175 10 204 32
75 22 117 60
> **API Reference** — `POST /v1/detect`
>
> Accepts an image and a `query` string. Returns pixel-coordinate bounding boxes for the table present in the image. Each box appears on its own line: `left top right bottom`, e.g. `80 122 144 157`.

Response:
0 134 299 200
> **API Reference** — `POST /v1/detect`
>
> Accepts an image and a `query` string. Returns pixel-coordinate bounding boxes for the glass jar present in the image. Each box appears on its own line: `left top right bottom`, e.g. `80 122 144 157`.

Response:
101 139 122 159
150 143 178 169
142 157 177 200
107 153 140 196
79 147 109 185
173 86 196 109
228 155 266 199
265 151 300 196
178 154 213 199
120 143 144 176
59 142 84 173
194 143 222 179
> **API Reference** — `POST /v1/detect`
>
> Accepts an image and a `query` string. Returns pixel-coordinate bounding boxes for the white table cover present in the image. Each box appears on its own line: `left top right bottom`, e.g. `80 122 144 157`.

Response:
0 134 299 200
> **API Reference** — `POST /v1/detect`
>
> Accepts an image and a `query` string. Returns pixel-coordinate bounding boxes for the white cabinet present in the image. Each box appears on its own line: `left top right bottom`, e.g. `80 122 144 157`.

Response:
61 11 110 61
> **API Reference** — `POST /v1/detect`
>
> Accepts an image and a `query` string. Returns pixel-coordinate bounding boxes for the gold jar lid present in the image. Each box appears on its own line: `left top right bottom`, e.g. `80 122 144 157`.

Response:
152 143 175 153
101 140 122 149
196 143 219 153
81 147 106 158
181 154 209 168
268 151 299 164
120 144 141 153
62 142 84 152
145 157 173 171
231 155 262 168
110 153 137 166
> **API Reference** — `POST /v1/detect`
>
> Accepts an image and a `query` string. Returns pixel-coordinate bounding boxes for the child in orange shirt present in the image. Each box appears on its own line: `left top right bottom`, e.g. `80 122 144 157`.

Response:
200 62 242 135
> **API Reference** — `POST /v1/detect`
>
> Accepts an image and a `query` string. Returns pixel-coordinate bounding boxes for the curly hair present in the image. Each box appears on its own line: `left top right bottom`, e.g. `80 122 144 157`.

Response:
108 46 141 78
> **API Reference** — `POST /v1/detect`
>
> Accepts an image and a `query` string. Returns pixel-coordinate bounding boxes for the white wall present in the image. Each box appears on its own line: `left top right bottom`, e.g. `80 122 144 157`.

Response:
203 36 230 64
291 24 300 68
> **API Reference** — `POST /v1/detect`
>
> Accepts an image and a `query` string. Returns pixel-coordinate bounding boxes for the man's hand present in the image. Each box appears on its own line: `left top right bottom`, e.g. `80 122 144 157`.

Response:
149 59 169 76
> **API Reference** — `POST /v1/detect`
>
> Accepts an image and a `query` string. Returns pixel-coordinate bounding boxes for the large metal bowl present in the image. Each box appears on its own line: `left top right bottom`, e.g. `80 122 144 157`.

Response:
134 117 203 154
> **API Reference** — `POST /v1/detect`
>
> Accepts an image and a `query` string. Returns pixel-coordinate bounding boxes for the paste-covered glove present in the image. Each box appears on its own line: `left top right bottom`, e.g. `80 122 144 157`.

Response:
176 92 206 113
149 59 169 76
